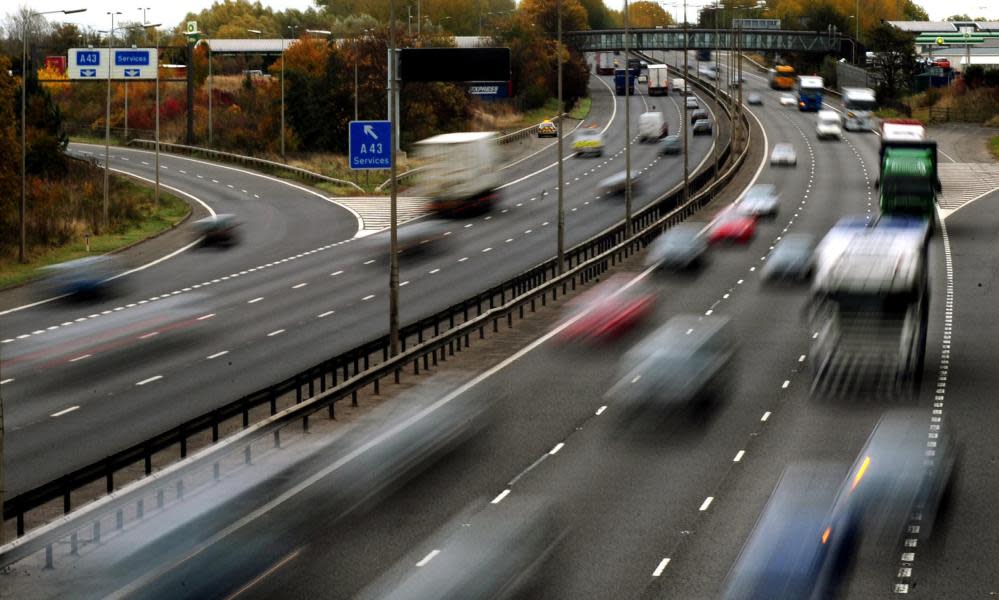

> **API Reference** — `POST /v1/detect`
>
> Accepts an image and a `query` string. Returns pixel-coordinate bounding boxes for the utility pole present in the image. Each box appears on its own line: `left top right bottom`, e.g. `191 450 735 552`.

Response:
389 0 400 356
682 0 689 205
713 1 720 180
104 11 121 231
624 0 632 235
556 0 565 273
736 23 743 154
207 36 212 147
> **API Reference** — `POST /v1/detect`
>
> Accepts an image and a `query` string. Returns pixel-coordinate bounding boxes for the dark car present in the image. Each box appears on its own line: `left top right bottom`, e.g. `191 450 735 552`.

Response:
690 109 709 125
659 134 682 155
598 169 643 196
692 118 713 135
722 462 860 600
645 223 708 271
38 256 124 300
193 214 241 247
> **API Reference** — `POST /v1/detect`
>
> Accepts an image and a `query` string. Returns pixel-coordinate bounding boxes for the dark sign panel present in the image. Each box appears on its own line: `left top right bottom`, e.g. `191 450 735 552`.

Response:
399 48 511 82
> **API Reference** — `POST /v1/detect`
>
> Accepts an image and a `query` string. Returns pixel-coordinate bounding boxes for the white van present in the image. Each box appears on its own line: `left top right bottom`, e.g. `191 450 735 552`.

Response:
672 78 688 95
816 110 843 140
638 112 667 142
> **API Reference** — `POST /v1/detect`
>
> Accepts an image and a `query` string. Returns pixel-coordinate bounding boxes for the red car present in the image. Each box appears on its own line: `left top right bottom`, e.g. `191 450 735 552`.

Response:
932 58 950 70
558 275 657 344
707 208 757 244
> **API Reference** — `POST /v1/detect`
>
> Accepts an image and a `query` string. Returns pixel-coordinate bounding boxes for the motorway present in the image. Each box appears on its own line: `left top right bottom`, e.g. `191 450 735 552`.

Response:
9 53 995 600
0 69 720 495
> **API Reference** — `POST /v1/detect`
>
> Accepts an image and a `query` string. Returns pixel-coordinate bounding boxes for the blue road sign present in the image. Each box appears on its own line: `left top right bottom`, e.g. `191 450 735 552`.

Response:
124 68 140 77
76 50 101 66
349 120 392 170
115 50 150 66
80 68 97 77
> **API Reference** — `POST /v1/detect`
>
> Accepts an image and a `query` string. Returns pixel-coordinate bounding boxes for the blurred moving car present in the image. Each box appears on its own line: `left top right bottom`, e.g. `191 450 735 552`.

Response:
645 223 708 271
722 462 860 600
659 134 682 155
737 184 780 219
689 108 709 124
779 93 797 106
598 169 643 196
537 119 557 138
362 219 452 257
747 93 763 105
685 95 700 109
816 109 843 140
573 126 605 157
760 234 816 282
692 119 713 135
770 142 797 166
607 314 735 407
637 74 648 84
557 274 657 344
844 409 956 541
707 207 756 244
38 256 125 300
932 58 950 69
193 214 241 247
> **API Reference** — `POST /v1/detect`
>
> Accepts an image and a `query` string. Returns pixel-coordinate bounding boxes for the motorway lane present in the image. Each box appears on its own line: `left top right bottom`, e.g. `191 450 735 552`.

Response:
0 72 720 494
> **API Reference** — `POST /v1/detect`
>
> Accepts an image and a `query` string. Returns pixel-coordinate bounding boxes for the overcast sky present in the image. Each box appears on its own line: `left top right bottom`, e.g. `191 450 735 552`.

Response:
22 0 999 34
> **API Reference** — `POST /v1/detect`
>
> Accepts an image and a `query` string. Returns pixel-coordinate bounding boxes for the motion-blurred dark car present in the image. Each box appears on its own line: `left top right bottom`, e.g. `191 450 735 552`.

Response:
645 223 708 271
689 109 709 125
707 207 756 244
659 134 682 155
606 314 735 407
737 184 780 219
38 256 124 300
193 214 241 247
557 274 657 344
692 119 713 135
722 462 860 600
362 218 452 257
598 169 644 196
761 234 816 282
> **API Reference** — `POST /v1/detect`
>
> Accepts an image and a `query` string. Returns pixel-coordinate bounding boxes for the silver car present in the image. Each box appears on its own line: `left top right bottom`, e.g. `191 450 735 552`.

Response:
685 96 699 110
645 223 708 271
770 142 797 167
738 184 780 218
779 93 796 106
747 93 763 105
692 119 712 135
761 234 816 282
598 169 643 196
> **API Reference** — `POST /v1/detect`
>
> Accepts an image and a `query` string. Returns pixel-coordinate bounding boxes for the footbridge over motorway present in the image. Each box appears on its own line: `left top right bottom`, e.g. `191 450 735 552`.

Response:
565 28 842 54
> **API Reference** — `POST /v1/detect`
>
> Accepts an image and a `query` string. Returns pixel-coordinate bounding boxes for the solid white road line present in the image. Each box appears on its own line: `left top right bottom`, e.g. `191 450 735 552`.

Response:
549 442 565 455
699 496 714 511
491 489 512 504
653 558 671 577
198 313 216 320
733 450 745 462
415 549 441 567
248 297 264 304
136 375 163 386
317 310 335 318
50 405 81 418
267 329 285 337
68 354 92 363
207 351 229 359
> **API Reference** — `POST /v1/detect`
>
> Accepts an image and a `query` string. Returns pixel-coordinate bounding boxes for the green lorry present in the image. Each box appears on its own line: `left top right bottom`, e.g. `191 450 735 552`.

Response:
877 119 942 218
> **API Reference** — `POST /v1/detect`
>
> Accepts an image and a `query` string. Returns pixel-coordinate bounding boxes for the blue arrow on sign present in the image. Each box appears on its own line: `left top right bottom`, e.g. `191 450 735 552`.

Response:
124 68 141 77
81 68 97 77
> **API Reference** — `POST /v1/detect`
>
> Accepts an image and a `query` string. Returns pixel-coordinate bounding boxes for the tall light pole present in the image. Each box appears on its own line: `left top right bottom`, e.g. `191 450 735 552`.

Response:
389 0 400 356
624 0 632 235
9 7 87 546
138 6 150 25
131 21 162 207
556 0 565 273
207 35 213 147
104 10 123 230
19 7 86 264
281 25 298 161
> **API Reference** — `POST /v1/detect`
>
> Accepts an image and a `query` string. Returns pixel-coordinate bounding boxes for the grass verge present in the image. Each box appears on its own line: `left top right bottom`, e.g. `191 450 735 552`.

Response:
990 135 999 161
0 184 189 289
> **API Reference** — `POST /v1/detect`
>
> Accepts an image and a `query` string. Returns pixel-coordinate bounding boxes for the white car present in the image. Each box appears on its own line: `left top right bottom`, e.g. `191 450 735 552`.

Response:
685 96 699 110
770 143 797 167
737 184 780 218
779 93 796 106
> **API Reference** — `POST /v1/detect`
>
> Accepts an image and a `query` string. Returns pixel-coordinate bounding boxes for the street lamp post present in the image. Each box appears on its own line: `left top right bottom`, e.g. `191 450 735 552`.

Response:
281 25 298 161
624 0 632 235
389 0 400 356
104 11 122 231
557 0 564 273
9 7 86 546
682 0 689 206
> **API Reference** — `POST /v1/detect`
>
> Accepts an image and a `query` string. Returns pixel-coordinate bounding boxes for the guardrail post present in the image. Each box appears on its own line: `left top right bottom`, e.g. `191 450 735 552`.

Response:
106 460 114 494
93 520 101 545
17 512 24 537
116 509 124 530
45 544 53 569
374 377 381 395
414 357 420 375
63 487 71 514
352 390 358 406
180 428 187 459
157 489 164 509
296 376 303 403
309 372 315 398
242 400 250 428
145 447 152 475
303 412 310 432
328 400 336 420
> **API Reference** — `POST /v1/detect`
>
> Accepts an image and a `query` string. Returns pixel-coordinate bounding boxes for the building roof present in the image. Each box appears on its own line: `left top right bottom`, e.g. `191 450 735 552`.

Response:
888 21 999 33
199 38 297 54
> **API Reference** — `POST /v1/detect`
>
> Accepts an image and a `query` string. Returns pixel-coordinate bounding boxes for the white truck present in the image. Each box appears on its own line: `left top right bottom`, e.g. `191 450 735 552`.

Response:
595 52 616 76
412 132 500 216
816 109 843 140
647 64 669 96
672 78 688 95
841 87 877 131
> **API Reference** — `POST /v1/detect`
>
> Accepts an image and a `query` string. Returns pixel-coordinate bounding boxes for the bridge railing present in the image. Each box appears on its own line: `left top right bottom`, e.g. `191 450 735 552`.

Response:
566 28 840 53
1 67 751 559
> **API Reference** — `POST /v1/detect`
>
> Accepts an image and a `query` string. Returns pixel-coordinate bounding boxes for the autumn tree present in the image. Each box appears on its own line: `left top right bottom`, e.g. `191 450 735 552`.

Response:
627 1 673 28
868 21 917 102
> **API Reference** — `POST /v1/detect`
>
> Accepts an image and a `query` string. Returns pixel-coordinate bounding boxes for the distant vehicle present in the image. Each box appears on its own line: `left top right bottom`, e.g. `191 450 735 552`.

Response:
193 213 241 247
760 233 816 282
816 109 843 140
645 223 708 271
747 93 763 105
841 87 877 131
557 275 657 344
412 131 500 216
598 169 644 196
770 142 797 166
573 126 605 157
696 49 712 62
698 65 718 80
627 57 642 74
685 96 700 110
537 119 557 138
38 256 124 300
595 51 616 75
796 75 824 112
647 64 670 95
607 314 735 407
638 111 668 142
638 74 648 84
932 57 951 69
877 119 941 218
689 109 708 124
241 69 268 78
639 60 649 71
362 218 452 257
692 119 713 135
673 78 689 95
768 64 796 90
721 462 860 600
614 67 636 95
659 134 682 155
707 207 755 244
738 184 780 218
779 93 797 106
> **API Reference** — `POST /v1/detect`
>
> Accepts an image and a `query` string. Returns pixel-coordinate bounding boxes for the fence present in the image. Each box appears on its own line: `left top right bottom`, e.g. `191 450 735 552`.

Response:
911 105 996 124
1 67 750 551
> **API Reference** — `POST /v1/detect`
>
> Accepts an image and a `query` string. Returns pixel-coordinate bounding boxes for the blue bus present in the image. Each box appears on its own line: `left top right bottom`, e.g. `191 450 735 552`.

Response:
796 75 824 111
